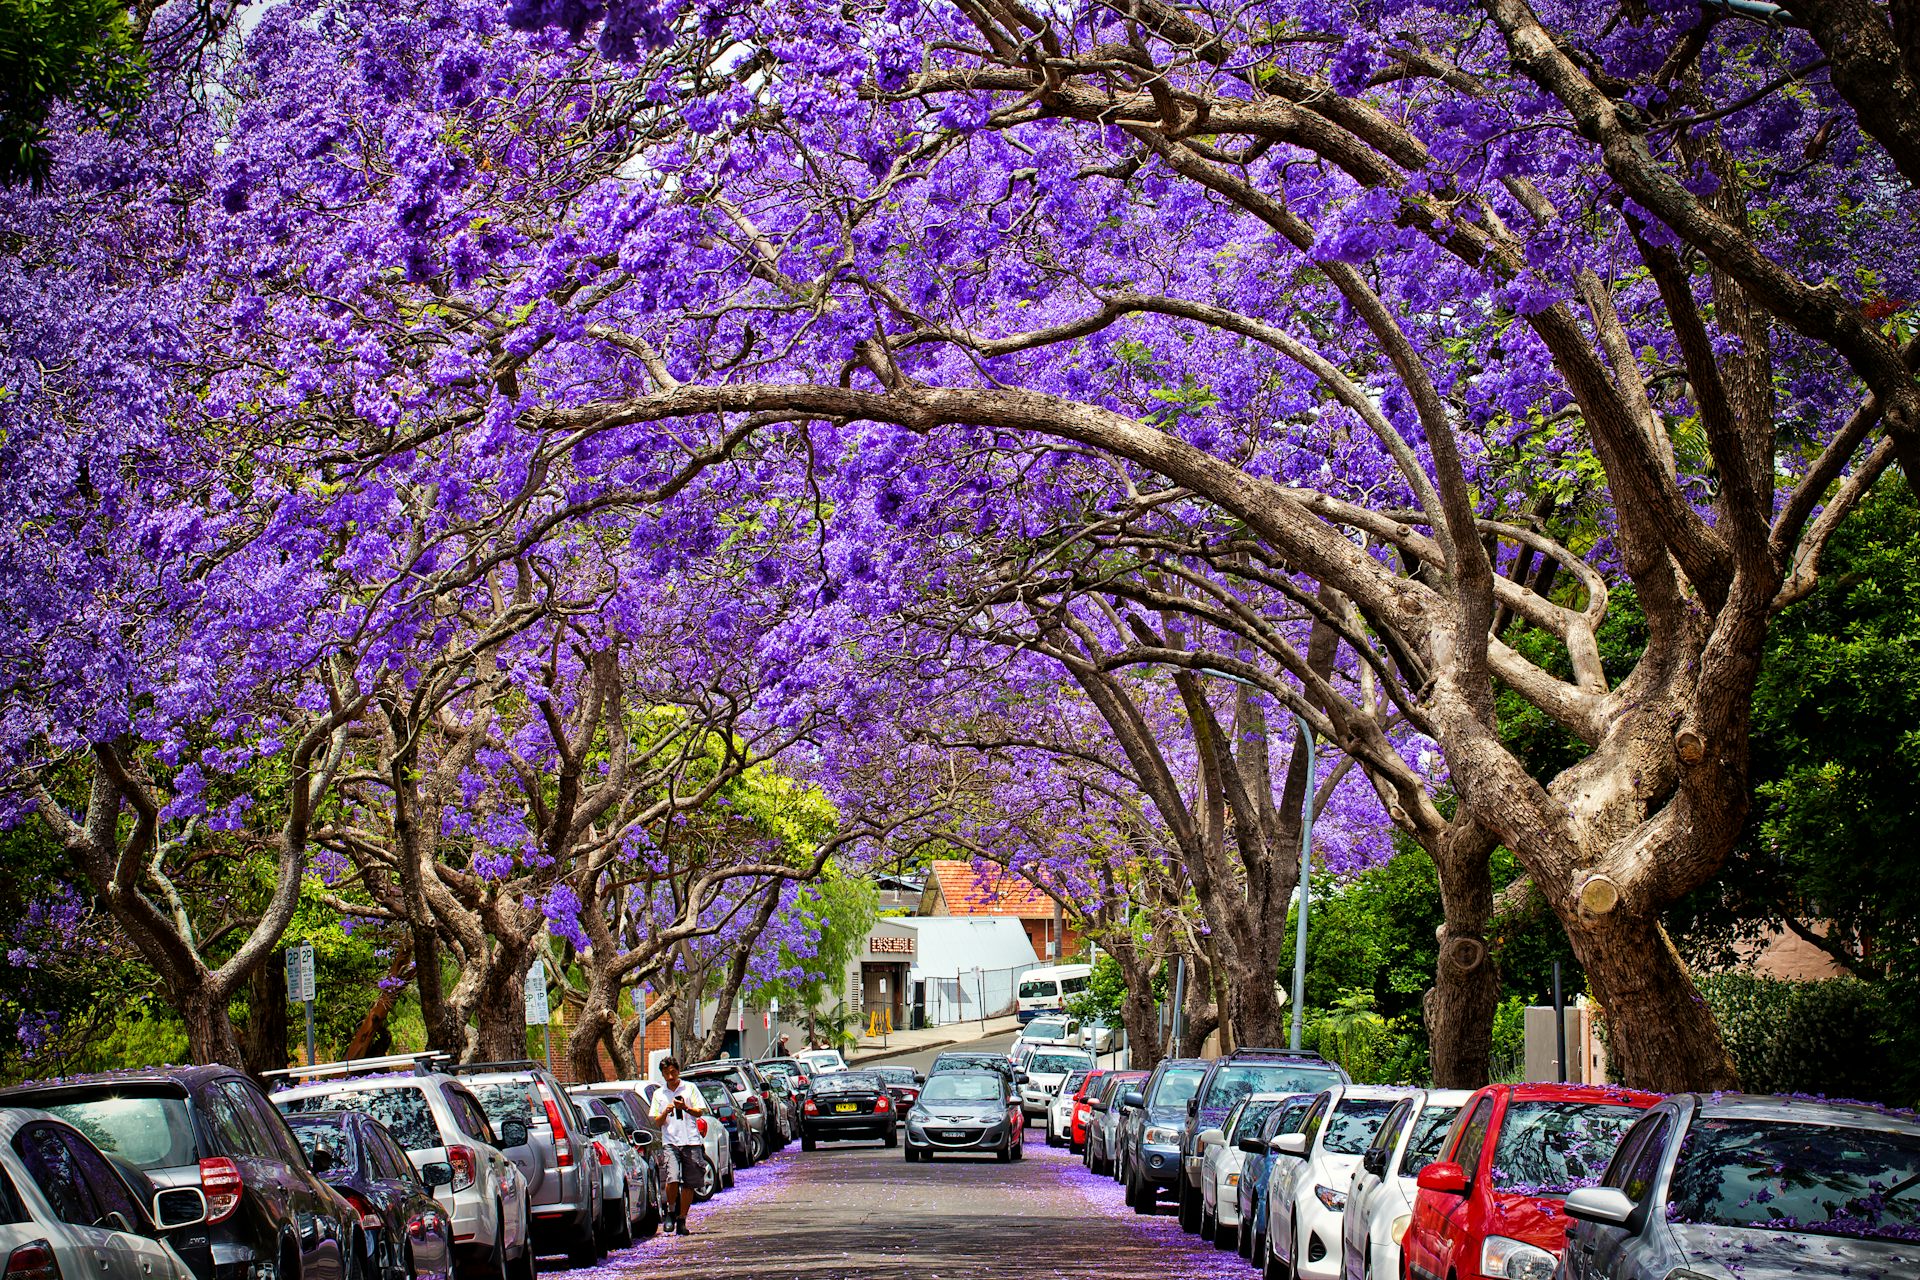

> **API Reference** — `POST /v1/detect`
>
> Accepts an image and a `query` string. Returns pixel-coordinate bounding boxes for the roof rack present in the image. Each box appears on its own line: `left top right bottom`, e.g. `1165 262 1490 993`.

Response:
444 1060 546 1075
262 1052 450 1085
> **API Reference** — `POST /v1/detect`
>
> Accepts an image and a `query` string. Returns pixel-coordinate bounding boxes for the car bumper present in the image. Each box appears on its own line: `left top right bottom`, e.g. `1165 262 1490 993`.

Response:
1294 1198 1344 1280
1136 1144 1182 1184
444 1188 492 1245
804 1112 894 1135
906 1121 1010 1152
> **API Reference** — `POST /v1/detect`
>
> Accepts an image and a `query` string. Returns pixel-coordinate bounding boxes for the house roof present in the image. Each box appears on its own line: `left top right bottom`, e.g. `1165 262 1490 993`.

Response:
926 860 1055 918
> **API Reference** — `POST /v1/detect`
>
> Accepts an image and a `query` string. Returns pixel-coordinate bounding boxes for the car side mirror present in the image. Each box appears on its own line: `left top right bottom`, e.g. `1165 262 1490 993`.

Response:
1092 1099 1109 1113
1014 1072 1029 1085
1564 1187 1638 1228
1186 1097 1199 1118
151 1187 207 1231
307 1147 337 1175
422 1162 455 1189
1416 1161 1469 1195
499 1118 530 1149
1238 1136 1267 1156
1274 1133 1308 1158
585 1115 612 1136
1122 1090 1145 1109
1362 1148 1387 1177
1197 1127 1225 1148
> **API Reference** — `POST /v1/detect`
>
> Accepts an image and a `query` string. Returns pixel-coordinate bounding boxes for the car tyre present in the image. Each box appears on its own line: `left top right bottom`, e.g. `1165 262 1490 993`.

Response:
1130 1174 1153 1216
996 1142 1013 1163
801 1133 817 1152
1200 1206 1216 1241
1011 1136 1024 1163
1180 1182 1203 1234
1261 1225 1283 1280
564 1210 599 1270
1215 1219 1237 1252
882 1126 898 1149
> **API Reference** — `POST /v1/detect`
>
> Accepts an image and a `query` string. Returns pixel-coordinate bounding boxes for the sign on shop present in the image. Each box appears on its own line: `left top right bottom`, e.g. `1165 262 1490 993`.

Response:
870 934 914 954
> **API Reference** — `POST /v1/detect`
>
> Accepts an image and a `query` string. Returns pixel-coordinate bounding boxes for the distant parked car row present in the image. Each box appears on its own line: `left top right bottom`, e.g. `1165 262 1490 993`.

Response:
1067 1045 1920 1280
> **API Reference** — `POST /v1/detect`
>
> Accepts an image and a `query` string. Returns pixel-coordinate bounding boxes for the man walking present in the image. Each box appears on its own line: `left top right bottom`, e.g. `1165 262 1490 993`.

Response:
649 1057 709 1236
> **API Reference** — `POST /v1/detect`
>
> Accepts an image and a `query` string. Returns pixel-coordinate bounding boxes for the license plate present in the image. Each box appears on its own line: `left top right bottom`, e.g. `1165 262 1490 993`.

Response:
942 1131 970 1140
835 1102 859 1113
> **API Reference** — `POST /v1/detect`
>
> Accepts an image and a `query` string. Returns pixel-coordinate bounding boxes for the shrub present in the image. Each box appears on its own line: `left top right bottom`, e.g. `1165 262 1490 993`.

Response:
1693 973 1913 1105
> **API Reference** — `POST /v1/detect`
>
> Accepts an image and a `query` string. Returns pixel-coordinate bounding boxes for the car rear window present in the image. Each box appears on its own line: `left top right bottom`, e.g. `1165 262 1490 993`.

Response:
278 1085 442 1152
813 1073 882 1095
1670 1117 1920 1240
1028 1052 1093 1074
1490 1101 1643 1194
287 1118 359 1172
1203 1063 1346 1108
471 1082 541 1133
44 1093 199 1170
1149 1067 1207 1109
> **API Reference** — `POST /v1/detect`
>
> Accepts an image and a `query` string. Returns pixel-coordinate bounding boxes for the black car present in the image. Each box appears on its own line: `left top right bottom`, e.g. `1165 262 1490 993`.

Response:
0 1065 356 1280
1119 1057 1208 1213
866 1066 923 1113
902 1070 1021 1163
799 1071 897 1150
1175 1048 1349 1233
284 1112 456 1280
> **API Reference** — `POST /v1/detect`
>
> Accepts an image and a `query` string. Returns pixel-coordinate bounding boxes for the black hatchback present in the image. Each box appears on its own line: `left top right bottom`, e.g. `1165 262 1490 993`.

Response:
799 1071 897 1150
285 1111 456 1280
0 1065 355 1280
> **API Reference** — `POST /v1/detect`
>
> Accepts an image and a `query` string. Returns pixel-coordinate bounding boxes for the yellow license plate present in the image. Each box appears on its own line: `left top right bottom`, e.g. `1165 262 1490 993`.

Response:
835 1102 859 1113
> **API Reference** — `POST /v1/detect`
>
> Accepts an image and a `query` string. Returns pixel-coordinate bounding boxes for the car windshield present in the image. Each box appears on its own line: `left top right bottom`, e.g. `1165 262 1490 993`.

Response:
1324 1100 1400 1154
280 1085 441 1152
1273 1100 1313 1135
1406 1105 1463 1168
871 1068 916 1085
695 1081 732 1110
45 1094 198 1170
1025 1019 1069 1039
1060 1071 1090 1095
921 1075 1004 1104
1490 1101 1643 1194
1669 1117 1920 1241
1232 1101 1282 1140
1203 1063 1347 1109
1030 1053 1094 1076
600 1096 638 1128
1017 979 1059 1000
1150 1067 1208 1109
287 1119 357 1172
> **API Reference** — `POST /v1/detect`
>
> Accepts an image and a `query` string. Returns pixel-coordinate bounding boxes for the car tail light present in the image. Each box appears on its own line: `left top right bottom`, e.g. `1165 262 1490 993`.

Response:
407 1211 441 1242
199 1156 243 1223
741 1095 763 1115
874 1095 891 1113
340 1188 382 1230
803 1099 818 1115
796 1076 809 1089
540 1090 574 1168
592 1140 613 1167
446 1145 477 1193
902 1090 918 1104
696 1117 708 1137
4 1242 59 1280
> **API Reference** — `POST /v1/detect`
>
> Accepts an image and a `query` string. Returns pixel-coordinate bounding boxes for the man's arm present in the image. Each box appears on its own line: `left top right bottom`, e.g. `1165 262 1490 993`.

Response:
681 1087 707 1116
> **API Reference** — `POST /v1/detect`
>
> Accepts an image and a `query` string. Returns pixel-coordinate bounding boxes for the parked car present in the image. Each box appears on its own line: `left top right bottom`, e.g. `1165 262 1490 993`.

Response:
1179 1048 1352 1234
447 1062 601 1268
902 1071 1023 1163
1559 1092 1920 1280
1084 1071 1146 1177
1077 1019 1127 1060
1197 1092 1293 1252
1 1107 208 1280
573 1082 730 1197
1340 1088 1470 1280
866 1067 924 1115
1236 1094 1317 1265
0 1065 357 1280
1018 1047 1095 1122
1120 1058 1208 1212
685 1061 777 1166
566 1094 654 1248
1262 1085 1409 1280
791 1049 847 1077
1009 1015 1080 1062
927 1052 1020 1090
283 1111 457 1280
1404 1082 1659 1280
751 1059 813 1099
270 1056 532 1280
799 1071 898 1150
687 1080 743 1192
1052 1070 1103 1150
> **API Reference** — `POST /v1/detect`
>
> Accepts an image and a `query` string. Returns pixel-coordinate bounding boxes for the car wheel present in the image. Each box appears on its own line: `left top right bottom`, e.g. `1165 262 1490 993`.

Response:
564 1208 598 1270
503 1238 533 1280
1291 1228 1304 1280
1130 1174 1152 1216
1180 1182 1203 1233
801 1133 817 1152
722 1158 735 1189
1200 1206 1216 1242
882 1126 898 1149
1215 1220 1237 1253
1011 1136 1024 1163
996 1142 1013 1163
1261 1225 1283 1280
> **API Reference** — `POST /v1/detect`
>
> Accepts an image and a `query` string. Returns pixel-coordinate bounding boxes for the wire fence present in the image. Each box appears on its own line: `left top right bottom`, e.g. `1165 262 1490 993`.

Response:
915 963 1041 1028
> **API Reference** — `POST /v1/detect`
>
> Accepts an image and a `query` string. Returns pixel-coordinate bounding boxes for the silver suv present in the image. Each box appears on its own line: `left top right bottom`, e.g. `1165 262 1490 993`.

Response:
449 1062 600 1267
269 1054 532 1280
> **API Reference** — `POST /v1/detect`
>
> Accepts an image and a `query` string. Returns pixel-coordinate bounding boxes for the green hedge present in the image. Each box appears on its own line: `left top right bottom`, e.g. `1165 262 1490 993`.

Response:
1694 973 1915 1105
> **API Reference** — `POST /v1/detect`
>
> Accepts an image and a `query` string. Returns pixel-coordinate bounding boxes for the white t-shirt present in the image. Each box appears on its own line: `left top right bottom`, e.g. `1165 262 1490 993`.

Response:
649 1081 707 1145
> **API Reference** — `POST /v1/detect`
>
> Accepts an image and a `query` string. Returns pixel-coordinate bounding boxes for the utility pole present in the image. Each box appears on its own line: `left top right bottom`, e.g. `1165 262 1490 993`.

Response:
1289 713 1315 1053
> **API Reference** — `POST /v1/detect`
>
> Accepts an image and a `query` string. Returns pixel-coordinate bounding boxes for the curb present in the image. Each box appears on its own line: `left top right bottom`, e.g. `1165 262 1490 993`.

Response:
847 1037 960 1064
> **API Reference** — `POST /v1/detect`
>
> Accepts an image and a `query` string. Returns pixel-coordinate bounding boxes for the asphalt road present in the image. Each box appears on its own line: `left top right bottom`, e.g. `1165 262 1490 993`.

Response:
884 1029 1016 1073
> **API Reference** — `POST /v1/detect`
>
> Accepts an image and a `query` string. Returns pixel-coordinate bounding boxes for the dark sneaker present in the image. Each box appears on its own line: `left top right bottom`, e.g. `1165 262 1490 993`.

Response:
674 1222 691 1236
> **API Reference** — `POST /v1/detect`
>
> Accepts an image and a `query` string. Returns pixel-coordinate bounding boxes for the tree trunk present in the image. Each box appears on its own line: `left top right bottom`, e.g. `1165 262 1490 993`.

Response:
1427 827 1501 1089
1566 907 1738 1091
468 946 531 1062
345 943 413 1059
178 986 246 1067
239 950 290 1077
569 971 622 1083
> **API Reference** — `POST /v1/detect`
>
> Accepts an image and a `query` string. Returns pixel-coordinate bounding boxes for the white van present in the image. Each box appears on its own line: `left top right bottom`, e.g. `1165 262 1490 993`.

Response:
1015 963 1092 1023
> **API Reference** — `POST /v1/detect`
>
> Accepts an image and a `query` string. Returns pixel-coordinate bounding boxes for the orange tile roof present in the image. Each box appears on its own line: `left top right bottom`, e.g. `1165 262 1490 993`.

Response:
928 860 1054 918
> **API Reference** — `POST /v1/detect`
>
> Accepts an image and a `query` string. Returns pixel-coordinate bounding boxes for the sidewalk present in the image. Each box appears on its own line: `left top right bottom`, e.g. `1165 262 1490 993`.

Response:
846 1013 1022 1064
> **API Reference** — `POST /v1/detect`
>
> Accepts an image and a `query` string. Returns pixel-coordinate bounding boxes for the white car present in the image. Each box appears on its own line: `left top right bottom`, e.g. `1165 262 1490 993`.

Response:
793 1048 848 1076
1199 1092 1295 1252
1264 1085 1409 1280
1341 1089 1471 1280
1010 1015 1080 1062
271 1055 533 1280
1017 1047 1095 1119
1044 1069 1094 1147
1 1108 205 1280
625 1082 732 1198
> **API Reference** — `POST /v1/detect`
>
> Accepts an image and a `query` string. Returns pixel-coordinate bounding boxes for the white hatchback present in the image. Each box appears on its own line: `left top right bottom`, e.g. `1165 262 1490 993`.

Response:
1265 1085 1411 1280
1198 1092 1297 1252
1341 1089 1471 1280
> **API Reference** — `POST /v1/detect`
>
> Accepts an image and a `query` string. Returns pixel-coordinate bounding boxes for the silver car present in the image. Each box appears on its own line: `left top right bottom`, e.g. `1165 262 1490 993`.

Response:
450 1063 600 1267
272 1055 532 1280
1561 1092 1920 1280
567 1093 656 1247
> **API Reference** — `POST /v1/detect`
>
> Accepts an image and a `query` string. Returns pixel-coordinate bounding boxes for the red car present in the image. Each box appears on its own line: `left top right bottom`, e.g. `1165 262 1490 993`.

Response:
1067 1069 1109 1152
1405 1082 1659 1280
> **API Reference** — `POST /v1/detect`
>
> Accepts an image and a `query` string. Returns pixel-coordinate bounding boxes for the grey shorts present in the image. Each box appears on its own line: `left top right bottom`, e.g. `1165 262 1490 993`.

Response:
663 1143 707 1186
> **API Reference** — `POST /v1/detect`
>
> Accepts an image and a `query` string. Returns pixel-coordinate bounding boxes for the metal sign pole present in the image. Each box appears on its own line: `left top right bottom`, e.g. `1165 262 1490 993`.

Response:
1289 713 1316 1053
288 942 318 1066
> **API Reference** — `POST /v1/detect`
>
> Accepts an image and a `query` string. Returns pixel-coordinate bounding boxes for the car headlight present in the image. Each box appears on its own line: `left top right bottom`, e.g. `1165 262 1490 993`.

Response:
1481 1236 1558 1280
1144 1126 1181 1145
1314 1184 1347 1210
1391 1214 1410 1244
